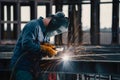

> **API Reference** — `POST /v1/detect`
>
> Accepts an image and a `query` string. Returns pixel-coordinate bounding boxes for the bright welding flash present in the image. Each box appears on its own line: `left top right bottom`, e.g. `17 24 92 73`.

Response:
62 55 69 61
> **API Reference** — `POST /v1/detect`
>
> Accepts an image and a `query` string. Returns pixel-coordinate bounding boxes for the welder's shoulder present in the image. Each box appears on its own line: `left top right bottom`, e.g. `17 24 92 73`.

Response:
23 19 39 31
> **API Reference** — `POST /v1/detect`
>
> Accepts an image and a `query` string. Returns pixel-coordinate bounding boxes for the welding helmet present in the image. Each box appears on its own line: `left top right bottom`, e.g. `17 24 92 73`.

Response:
45 12 69 37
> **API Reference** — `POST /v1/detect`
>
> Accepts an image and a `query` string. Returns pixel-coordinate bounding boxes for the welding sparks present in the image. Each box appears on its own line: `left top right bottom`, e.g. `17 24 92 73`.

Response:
62 54 70 61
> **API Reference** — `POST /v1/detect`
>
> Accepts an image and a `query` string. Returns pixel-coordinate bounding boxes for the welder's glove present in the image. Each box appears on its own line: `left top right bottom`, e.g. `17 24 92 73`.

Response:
40 44 57 57
43 43 56 49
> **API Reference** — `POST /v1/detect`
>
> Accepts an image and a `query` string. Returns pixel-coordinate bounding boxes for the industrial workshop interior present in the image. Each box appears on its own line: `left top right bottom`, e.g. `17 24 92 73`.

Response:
0 0 120 80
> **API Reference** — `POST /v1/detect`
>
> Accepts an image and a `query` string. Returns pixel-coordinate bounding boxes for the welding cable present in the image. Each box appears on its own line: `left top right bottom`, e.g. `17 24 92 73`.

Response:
9 51 28 80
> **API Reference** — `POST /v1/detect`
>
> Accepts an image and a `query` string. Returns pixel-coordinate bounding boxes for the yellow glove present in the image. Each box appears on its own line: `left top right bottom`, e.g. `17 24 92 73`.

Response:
40 44 57 57
42 43 56 49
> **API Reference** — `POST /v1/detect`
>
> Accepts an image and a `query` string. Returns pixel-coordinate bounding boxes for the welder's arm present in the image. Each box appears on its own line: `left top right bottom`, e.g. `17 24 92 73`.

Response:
21 24 40 54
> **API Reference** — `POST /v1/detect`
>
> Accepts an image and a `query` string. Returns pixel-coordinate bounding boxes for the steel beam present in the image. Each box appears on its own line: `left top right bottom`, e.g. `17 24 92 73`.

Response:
0 2 1 41
16 2 21 37
111 0 119 44
40 59 120 75
90 0 100 45
30 1 37 20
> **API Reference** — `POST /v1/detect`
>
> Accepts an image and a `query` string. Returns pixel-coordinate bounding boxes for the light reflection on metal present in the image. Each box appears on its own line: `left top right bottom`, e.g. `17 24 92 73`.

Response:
62 54 70 61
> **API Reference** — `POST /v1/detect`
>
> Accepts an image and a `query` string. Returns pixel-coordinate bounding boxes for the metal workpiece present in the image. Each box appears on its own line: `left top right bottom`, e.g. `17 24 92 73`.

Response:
40 45 120 75
0 45 120 75
40 59 120 75
40 58 120 75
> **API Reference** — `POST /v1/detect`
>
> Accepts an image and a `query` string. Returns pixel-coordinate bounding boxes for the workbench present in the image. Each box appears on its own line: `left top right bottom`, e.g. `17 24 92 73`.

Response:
0 45 120 79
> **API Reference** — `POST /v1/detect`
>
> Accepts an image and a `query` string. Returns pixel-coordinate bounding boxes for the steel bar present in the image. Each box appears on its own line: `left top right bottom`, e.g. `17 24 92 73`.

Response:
111 0 119 44
0 2 1 41
90 0 100 45
40 59 120 75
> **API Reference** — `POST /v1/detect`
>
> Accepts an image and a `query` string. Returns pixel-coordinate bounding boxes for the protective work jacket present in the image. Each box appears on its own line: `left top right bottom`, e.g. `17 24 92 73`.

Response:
10 17 49 71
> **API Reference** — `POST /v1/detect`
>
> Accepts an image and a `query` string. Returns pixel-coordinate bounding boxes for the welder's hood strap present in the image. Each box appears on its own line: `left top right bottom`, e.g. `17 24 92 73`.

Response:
45 12 69 37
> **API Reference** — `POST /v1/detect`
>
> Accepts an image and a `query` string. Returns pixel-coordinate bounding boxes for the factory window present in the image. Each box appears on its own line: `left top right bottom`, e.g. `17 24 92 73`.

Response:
4 6 14 31
37 6 46 18
52 5 55 14
21 23 26 31
63 5 68 17
82 0 90 3
21 6 30 32
4 5 7 31
4 5 7 21
10 6 13 31
100 0 112 2
100 4 112 30
11 6 13 22
82 4 90 31
1 5 15 40
82 4 91 44
21 6 30 21
100 4 112 44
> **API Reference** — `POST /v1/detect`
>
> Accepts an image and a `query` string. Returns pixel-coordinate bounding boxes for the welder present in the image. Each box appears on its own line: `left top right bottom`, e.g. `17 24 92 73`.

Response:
10 12 69 80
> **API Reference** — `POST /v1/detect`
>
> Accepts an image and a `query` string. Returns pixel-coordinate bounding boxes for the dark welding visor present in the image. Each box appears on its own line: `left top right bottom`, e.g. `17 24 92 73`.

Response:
45 12 69 37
